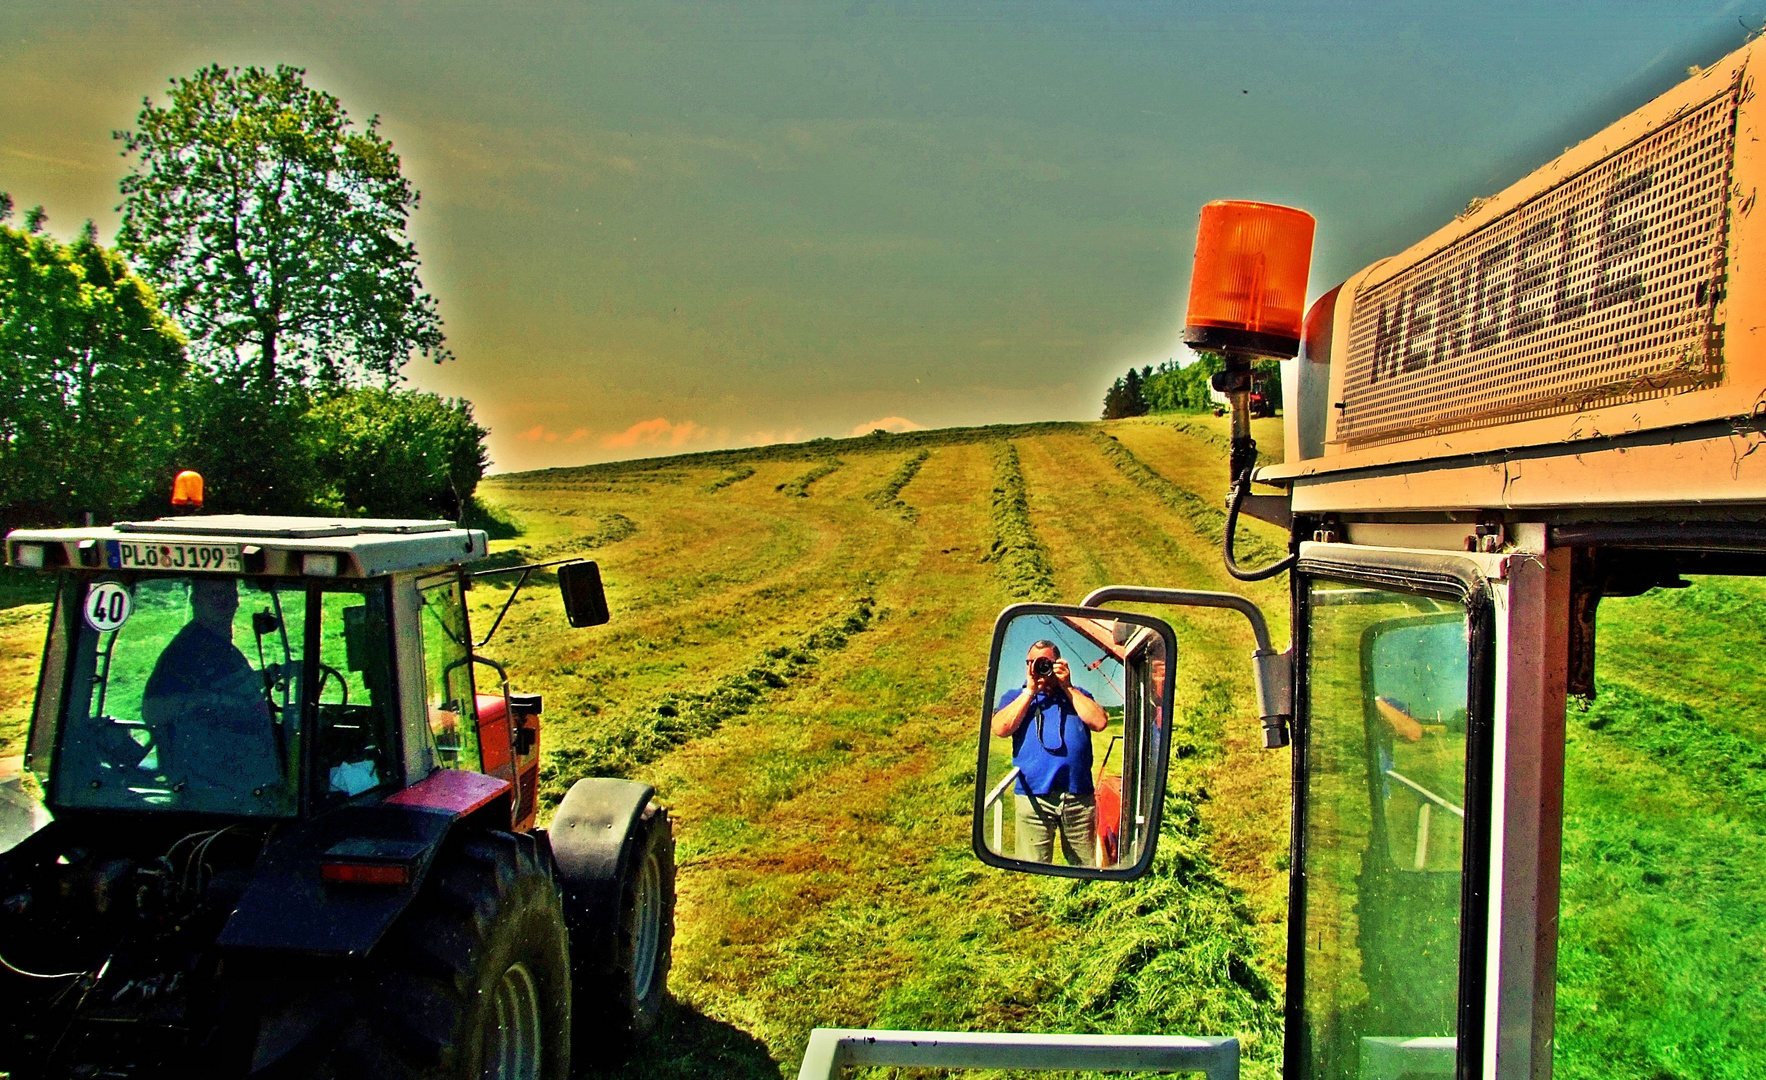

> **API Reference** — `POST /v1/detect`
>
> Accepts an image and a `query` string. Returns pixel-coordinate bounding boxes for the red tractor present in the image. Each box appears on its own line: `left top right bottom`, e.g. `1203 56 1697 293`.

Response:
0 508 673 1078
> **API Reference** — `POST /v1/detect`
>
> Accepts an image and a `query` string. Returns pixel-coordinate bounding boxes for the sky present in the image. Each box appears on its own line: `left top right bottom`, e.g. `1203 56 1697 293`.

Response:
3 1 1761 472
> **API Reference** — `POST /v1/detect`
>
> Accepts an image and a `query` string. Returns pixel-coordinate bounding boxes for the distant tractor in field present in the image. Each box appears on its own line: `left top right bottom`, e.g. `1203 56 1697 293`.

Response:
0 496 674 1078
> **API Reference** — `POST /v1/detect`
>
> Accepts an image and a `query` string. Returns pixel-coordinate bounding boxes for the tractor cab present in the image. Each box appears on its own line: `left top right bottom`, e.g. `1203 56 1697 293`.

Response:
6 513 606 833
801 34 1766 1080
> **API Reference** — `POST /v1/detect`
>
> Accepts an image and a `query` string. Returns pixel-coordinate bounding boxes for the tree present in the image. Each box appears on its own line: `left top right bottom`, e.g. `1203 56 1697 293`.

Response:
0 199 188 527
1101 366 1150 419
116 65 449 393
308 388 490 519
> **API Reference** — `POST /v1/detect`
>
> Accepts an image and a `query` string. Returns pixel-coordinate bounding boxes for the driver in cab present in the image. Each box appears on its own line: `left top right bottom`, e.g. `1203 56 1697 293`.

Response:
992 640 1109 866
140 578 283 800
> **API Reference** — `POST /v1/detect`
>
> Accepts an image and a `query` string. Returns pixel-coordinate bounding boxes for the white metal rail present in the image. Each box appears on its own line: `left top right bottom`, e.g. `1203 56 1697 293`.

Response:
983 766 1021 851
797 1029 1239 1080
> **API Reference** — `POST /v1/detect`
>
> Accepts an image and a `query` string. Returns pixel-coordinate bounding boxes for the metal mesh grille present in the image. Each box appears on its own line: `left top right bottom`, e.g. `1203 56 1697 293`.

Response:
1339 88 1738 446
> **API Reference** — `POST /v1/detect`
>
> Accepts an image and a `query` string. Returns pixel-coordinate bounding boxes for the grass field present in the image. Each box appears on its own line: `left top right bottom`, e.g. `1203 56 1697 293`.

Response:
0 414 1292 1078
6 412 1757 1079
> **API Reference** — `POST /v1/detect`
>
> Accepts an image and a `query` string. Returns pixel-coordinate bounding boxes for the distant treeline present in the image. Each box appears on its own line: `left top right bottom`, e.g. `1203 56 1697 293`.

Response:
0 209 490 532
1101 354 1281 419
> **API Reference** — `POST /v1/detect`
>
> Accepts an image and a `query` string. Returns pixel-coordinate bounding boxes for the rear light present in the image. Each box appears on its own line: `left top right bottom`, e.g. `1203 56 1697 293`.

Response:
319 838 426 886
321 861 411 886
1183 200 1316 359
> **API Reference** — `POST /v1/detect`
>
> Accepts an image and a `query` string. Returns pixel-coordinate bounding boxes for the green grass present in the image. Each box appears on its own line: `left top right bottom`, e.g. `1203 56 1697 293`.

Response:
775 458 844 498
1552 579 1766 1080
0 418 1298 1079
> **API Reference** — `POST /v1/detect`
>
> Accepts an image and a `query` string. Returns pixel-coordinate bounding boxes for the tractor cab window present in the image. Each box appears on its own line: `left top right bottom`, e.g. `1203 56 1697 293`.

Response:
314 586 400 802
1301 580 1476 1080
417 574 481 772
56 575 305 817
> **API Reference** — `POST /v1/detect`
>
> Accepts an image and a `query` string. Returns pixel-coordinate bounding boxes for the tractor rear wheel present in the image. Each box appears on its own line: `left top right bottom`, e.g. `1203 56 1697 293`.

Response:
338 830 572 1080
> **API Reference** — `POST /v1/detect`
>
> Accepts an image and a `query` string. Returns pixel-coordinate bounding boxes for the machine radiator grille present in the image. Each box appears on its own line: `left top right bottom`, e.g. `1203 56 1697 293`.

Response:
1339 87 1738 446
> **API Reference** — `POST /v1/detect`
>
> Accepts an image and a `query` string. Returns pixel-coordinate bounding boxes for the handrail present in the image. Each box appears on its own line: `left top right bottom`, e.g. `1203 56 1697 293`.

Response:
1385 769 1464 818
983 767 1021 851
796 1028 1238 1080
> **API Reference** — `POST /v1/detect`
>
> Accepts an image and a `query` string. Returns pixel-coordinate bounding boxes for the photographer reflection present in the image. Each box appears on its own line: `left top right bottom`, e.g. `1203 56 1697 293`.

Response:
992 640 1110 865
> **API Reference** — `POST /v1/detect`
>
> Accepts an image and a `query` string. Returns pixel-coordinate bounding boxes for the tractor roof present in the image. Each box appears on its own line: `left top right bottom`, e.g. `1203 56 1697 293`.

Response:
5 515 488 577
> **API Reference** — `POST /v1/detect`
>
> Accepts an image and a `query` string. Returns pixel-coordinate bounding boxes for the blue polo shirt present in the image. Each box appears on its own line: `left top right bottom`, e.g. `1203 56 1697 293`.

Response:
995 686 1095 797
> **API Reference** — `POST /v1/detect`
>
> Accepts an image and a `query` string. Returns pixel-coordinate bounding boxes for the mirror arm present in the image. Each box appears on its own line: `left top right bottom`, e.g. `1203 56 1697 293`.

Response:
1080 585 1292 749
474 567 535 649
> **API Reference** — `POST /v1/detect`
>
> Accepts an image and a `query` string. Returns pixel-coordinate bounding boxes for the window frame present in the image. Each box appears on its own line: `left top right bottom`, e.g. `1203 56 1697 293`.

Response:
1286 549 1497 1080
414 568 483 774
44 571 317 820
303 577 403 814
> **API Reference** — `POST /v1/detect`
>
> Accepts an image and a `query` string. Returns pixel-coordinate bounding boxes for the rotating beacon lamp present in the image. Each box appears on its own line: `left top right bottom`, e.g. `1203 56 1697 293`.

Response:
1182 201 1315 486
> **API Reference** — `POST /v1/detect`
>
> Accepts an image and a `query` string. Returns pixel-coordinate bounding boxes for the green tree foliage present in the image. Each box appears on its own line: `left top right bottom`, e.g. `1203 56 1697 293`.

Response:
1101 365 1150 419
116 65 449 392
1143 355 1217 413
0 200 187 527
308 388 490 519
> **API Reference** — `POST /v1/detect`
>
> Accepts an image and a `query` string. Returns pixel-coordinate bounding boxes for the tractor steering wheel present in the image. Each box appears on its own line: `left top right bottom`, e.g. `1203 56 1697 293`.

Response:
316 664 350 707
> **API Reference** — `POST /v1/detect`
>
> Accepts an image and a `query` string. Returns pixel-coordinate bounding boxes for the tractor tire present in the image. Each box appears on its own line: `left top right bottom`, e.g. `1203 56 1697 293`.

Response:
572 800 675 1060
330 829 572 1080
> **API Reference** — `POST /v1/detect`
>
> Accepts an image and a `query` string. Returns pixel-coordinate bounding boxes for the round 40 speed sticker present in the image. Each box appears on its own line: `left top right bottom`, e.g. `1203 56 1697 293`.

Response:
83 581 133 633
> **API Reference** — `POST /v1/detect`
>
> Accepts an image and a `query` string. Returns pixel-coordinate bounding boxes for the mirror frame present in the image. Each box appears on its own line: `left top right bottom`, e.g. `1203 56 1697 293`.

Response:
558 560 611 627
971 602 1179 881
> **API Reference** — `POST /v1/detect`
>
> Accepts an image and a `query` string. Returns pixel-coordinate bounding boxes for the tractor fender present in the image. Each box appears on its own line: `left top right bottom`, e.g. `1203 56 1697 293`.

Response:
218 771 513 958
543 777 655 956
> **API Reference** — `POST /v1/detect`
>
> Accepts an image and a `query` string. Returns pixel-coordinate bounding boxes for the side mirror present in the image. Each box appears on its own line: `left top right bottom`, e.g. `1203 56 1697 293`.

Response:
973 603 1176 880
558 561 610 628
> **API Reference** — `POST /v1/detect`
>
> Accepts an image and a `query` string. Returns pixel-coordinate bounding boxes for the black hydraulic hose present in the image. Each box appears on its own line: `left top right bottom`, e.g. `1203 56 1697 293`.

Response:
1223 465 1297 582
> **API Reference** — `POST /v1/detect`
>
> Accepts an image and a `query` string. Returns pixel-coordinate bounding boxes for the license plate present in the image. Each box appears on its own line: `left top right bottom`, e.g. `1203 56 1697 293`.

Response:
114 540 242 573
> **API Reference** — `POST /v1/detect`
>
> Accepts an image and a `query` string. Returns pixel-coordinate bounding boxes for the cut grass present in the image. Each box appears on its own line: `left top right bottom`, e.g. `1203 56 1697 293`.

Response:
983 441 1057 602
1091 429 1285 568
709 465 757 492
776 458 844 498
0 420 1292 1079
867 449 931 520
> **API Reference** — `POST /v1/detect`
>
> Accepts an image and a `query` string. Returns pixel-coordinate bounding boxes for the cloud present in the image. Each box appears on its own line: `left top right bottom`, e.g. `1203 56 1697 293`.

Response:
601 417 711 449
748 428 805 446
520 425 590 444
850 416 923 436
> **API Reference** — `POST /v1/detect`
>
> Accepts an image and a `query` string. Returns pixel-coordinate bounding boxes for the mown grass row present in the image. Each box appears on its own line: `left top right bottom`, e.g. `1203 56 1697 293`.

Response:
1092 431 1286 567
982 441 1057 601
1164 416 1278 468
1038 657 1283 1070
866 449 930 520
708 465 756 492
537 596 877 804
776 459 843 498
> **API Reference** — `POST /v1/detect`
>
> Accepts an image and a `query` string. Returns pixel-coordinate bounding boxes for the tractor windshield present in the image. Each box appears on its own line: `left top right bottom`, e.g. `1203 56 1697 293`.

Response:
54 575 306 817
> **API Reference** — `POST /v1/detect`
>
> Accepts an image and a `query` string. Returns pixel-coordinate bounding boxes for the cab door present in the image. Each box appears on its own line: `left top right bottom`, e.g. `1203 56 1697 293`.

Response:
1289 543 1529 1080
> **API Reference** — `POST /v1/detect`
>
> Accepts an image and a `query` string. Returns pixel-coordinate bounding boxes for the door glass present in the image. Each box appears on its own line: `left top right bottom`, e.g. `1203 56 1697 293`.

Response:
1556 574 1766 1079
55 575 305 817
1303 580 1472 1080
315 586 399 801
418 574 480 772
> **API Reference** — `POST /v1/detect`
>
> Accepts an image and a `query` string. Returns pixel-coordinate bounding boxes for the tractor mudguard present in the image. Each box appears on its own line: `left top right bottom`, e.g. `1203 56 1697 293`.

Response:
545 777 655 945
219 771 512 957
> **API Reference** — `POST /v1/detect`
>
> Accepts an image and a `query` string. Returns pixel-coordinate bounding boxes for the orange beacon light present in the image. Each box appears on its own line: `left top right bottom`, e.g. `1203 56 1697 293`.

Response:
171 470 205 510
1182 200 1315 359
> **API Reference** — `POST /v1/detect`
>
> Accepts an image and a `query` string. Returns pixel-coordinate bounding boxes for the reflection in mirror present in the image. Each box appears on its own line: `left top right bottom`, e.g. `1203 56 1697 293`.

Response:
981 610 1169 872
